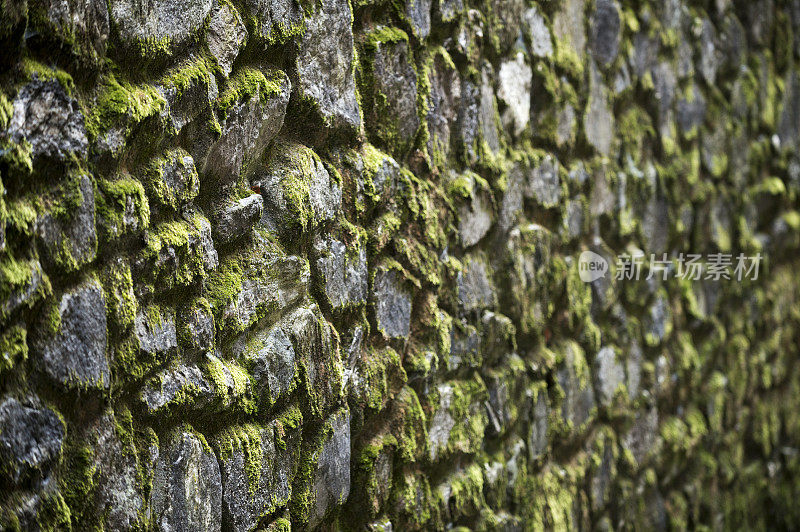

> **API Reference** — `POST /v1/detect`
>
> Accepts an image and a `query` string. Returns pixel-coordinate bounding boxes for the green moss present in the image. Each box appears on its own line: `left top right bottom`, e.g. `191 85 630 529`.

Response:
85 73 167 141
144 149 199 211
100 261 137 331
97 176 150 240
139 213 212 289
217 68 288 119
20 58 75 96
214 424 266 495
0 255 51 321
0 325 26 373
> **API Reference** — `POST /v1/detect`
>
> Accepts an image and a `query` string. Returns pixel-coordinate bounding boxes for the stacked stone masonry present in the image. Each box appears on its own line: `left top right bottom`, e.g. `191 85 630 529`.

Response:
1 0 800 529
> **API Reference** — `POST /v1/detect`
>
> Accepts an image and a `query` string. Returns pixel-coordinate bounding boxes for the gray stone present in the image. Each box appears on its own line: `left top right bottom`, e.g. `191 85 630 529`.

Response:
642 193 669 254
244 0 301 44
448 322 480 370
589 0 621 66
552 0 586 63
779 72 800 148
623 407 658 465
646 294 671 344
179 300 215 353
406 0 431 39
525 154 562 208
458 256 496 312
139 363 213 415
676 85 706 135
42 0 110 60
210 235 309 338
524 6 553 58
134 308 178 357
90 412 148 530
313 235 368 309
456 77 480 164
37 174 97 272
528 391 548 460
217 421 301 532
428 384 455 461
257 141 342 238
437 0 462 22
294 0 361 134
479 66 501 155
585 60 613 155
241 324 297 406
594 346 624 406
158 61 219 135
151 429 222 532
626 341 643 399
7 79 88 161
426 52 461 165
365 36 420 154
35 280 109 390
206 0 248 77
631 32 659 79
699 18 721 85
497 52 532 137
372 268 412 339
110 0 213 51
652 62 677 138
498 163 524 233
146 149 200 211
309 408 351 528
453 172 493 248
563 199 585 239
0 259 47 321
213 194 264 244
557 342 595 430
0 396 64 484
197 69 290 185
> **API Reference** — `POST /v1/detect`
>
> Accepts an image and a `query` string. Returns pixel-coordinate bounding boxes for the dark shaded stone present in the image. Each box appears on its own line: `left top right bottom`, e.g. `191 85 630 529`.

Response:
589 0 621 66
372 268 412 339
0 396 64 484
213 194 264 244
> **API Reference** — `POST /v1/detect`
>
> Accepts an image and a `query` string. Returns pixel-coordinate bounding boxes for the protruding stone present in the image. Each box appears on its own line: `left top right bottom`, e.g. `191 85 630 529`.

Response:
146 149 200 212
294 0 361 134
7 79 88 161
308 408 351 528
557 341 595 431
37 174 97 272
34 280 109 390
134 307 178 357
0 258 49 322
524 6 553 58
139 363 213 415
0 396 64 484
216 419 302 532
110 0 213 53
361 31 420 155
594 346 625 406
497 52 532 137
245 0 303 45
240 324 297 407
623 407 659 466
313 234 368 309
151 429 222 532
525 154 562 208
206 0 248 77
406 0 432 39
451 171 493 248
584 60 614 155
256 141 342 239
589 0 621 66
528 390 548 460
457 256 496 312
426 50 461 166
39 0 110 61
213 194 264 244
196 69 290 186
372 267 412 339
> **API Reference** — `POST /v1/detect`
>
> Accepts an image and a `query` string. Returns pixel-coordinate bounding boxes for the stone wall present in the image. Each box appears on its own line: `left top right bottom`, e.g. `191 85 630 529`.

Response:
1 0 800 529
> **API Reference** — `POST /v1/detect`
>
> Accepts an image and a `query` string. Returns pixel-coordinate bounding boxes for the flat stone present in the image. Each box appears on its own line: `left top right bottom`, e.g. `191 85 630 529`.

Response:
0 396 64 484
244 0 301 44
134 308 178 358
110 0 213 52
308 408 351 528
313 235 368 309
37 174 97 272
589 0 621 66
213 194 264 244
457 256 496 312
217 420 301 532
139 363 213 415
151 429 222 532
525 154 562 208
240 324 297 407
206 0 248 77
524 6 553 58
34 280 109 390
8 79 88 161
363 34 420 154
594 346 624 406
497 52 532 137
584 60 614 155
426 51 461 165
294 0 361 134
371 268 412 339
